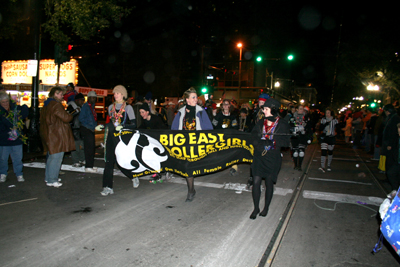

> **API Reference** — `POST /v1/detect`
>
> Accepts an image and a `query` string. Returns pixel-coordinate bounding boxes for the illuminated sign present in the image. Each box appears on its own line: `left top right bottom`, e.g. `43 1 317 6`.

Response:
1 59 78 85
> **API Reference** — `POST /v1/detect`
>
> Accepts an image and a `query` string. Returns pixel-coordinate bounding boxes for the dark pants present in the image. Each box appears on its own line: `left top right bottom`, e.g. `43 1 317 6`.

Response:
386 156 400 191
103 128 116 188
80 126 95 168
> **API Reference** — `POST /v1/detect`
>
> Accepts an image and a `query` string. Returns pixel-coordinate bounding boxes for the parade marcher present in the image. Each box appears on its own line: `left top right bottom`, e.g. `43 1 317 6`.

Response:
166 102 176 128
289 105 313 171
63 82 78 103
318 108 338 172
251 93 270 127
0 92 29 183
238 108 252 132
382 104 400 190
138 103 168 130
67 93 85 167
40 86 75 188
212 99 239 175
79 91 98 172
132 96 143 129
171 87 213 202
250 98 290 220
373 110 386 161
100 85 137 196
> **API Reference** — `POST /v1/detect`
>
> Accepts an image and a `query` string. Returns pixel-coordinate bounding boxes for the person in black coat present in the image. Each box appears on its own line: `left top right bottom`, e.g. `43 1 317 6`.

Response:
382 104 400 190
250 98 290 220
138 103 168 130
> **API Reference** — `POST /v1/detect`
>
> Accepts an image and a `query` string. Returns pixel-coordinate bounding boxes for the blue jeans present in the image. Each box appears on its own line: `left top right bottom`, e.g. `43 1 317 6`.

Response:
0 145 23 177
45 152 64 183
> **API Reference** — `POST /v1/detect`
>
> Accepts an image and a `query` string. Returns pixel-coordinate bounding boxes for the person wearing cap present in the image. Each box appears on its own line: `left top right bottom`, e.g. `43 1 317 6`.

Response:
251 93 270 127
138 103 168 130
171 87 213 202
100 85 138 196
67 93 85 167
79 91 98 172
63 82 78 103
249 98 290 220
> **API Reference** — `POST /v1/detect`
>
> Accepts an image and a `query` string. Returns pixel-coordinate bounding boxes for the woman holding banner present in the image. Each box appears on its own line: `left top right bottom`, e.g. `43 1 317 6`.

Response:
250 98 290 219
171 87 213 202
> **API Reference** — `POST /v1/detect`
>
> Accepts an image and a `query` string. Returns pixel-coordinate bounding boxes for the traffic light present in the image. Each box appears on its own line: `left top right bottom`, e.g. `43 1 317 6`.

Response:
54 43 71 65
256 56 262 62
287 54 294 61
370 102 376 108
201 86 208 94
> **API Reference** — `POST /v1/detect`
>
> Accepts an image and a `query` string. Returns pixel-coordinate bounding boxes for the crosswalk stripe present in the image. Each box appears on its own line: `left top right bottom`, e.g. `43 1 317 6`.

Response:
308 177 372 185
302 190 383 206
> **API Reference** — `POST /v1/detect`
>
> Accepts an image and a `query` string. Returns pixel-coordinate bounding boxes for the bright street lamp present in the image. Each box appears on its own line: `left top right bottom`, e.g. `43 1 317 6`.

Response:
237 42 243 96
367 84 379 91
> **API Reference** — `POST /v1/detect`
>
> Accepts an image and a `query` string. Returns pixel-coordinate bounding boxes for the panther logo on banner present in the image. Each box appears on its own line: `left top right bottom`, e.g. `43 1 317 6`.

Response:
115 131 168 173
113 129 254 178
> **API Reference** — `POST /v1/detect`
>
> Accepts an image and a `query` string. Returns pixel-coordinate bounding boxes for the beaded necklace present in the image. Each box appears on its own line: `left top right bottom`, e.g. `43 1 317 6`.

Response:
111 102 126 127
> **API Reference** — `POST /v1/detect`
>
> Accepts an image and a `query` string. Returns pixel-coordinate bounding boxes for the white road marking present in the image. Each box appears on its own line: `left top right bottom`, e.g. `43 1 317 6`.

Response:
308 177 372 185
23 162 293 196
303 190 384 206
0 198 38 206
315 157 359 161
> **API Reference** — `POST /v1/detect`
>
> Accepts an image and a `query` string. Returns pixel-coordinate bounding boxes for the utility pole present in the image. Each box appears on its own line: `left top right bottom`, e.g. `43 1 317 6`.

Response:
27 0 42 153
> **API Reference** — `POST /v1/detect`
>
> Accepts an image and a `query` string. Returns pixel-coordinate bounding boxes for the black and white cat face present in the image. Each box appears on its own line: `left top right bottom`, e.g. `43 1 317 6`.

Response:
115 131 168 173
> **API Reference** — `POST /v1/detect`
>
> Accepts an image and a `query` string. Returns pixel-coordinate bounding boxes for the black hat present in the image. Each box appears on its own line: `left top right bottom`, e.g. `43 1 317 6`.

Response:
75 93 84 100
261 98 281 109
67 82 74 88
140 103 150 112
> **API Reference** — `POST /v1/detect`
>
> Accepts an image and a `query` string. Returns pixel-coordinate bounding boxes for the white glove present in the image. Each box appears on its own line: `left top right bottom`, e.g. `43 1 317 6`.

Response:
115 125 123 131
95 125 104 131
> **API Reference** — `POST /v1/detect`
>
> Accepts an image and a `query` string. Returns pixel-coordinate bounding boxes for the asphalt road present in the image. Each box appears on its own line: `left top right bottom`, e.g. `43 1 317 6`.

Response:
0 139 399 267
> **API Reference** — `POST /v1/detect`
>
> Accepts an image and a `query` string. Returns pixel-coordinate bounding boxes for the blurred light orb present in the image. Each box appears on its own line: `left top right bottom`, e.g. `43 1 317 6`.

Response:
143 71 155 84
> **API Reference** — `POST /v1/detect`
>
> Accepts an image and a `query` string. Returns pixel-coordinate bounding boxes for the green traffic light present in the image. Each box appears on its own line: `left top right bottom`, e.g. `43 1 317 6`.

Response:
201 87 208 93
256 56 262 62
287 54 294 60
370 103 376 108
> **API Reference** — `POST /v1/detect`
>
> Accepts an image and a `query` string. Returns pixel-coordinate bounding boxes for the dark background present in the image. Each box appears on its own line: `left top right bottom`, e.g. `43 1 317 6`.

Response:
1 1 399 106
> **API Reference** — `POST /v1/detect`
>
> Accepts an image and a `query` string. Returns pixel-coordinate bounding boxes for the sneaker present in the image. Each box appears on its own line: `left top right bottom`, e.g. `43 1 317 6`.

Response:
85 167 98 173
100 187 114 196
165 172 174 180
17 175 25 182
318 167 326 173
46 182 63 188
79 160 86 165
72 163 82 167
0 174 6 182
230 168 238 176
132 177 140 188
327 166 331 172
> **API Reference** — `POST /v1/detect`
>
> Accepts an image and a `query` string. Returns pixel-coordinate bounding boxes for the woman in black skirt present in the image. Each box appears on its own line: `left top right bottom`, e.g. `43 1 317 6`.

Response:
250 98 290 220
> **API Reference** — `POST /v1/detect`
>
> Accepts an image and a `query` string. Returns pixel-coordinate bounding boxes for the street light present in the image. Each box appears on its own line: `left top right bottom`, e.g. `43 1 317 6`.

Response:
367 83 379 91
237 42 243 98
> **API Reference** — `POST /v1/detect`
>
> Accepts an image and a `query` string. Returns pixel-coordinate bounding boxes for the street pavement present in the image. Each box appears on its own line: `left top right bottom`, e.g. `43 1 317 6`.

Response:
0 137 399 267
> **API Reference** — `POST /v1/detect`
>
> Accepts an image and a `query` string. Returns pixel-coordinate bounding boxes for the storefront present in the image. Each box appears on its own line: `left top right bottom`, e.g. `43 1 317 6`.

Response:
1 59 78 107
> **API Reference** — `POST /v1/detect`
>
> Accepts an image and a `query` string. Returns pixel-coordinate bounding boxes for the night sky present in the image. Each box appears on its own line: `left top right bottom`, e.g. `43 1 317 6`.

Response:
1 1 399 106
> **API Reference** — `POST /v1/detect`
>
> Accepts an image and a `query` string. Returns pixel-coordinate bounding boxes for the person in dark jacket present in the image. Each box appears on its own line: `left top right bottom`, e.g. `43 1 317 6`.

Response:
79 91 99 173
67 93 85 167
138 103 168 129
382 104 400 190
250 98 290 219
0 92 29 183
